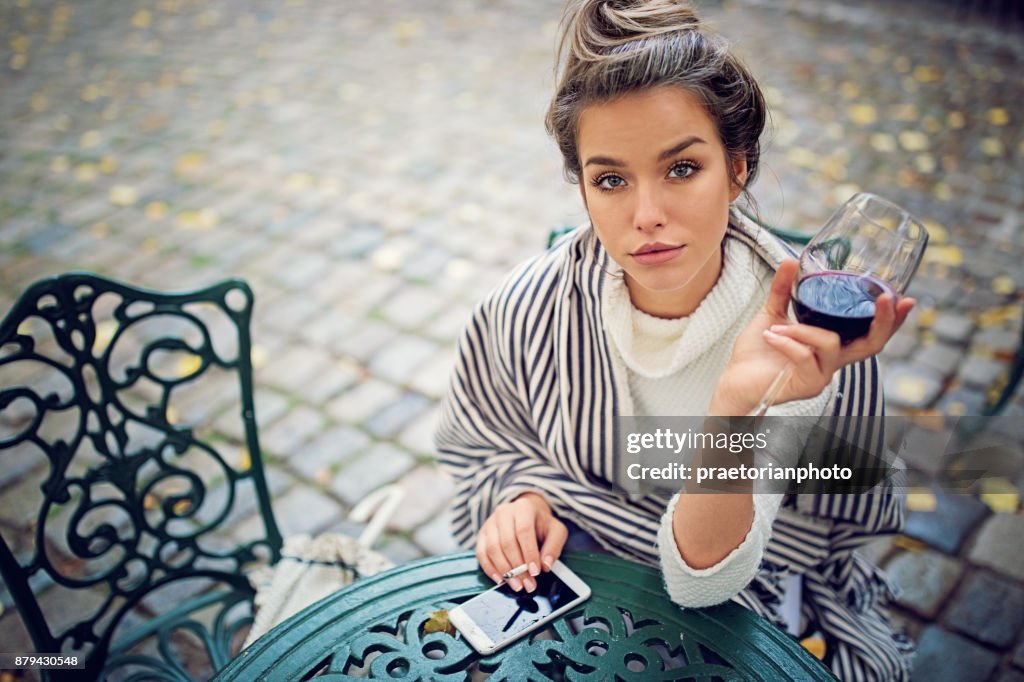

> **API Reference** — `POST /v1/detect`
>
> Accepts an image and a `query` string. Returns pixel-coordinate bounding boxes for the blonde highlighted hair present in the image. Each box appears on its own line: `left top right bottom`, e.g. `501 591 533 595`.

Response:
545 0 766 200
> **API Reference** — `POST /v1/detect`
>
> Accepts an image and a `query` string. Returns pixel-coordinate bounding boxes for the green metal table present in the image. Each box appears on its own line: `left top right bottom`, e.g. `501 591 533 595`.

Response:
216 551 833 680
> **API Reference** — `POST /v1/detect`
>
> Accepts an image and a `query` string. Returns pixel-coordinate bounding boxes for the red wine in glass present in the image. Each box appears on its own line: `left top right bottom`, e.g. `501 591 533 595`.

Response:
750 192 929 416
793 271 895 344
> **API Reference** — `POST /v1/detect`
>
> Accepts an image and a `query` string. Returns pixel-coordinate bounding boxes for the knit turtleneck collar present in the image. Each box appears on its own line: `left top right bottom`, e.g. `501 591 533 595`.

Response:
603 234 767 379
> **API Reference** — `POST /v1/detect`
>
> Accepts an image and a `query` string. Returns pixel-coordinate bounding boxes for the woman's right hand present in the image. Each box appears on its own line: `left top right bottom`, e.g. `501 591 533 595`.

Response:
476 492 568 593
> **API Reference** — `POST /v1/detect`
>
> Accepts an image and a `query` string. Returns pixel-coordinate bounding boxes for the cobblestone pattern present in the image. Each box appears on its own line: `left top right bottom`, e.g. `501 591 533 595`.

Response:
1 0 1022 678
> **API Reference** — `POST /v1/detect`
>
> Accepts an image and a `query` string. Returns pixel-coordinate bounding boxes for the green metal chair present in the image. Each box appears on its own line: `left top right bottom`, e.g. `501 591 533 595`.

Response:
0 273 283 681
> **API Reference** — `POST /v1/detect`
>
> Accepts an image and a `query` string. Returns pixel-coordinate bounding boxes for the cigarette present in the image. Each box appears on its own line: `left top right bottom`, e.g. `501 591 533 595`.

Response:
503 564 528 580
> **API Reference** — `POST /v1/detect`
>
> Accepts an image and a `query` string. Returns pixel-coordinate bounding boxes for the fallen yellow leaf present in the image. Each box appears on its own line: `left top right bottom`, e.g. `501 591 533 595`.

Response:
992 276 1015 295
50 155 69 174
870 133 897 153
906 489 937 512
932 183 953 202
849 103 877 126
80 130 101 149
145 201 169 220
922 220 947 244
891 376 930 405
898 130 929 152
392 20 424 43
893 535 927 552
913 65 940 83
80 84 102 102
981 138 1004 157
109 185 138 207
839 82 860 99
31 92 48 112
917 307 936 328
74 164 98 182
422 610 456 636
800 635 827 660
99 155 118 174
251 345 269 369
980 478 1019 513
785 147 817 168
132 10 152 28
92 319 118 355
987 108 1009 126
923 245 963 267
174 152 205 176
237 447 251 472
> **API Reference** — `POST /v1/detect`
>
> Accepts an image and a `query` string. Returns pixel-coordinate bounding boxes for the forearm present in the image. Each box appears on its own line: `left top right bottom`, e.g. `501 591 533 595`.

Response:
671 396 756 569
672 492 753 569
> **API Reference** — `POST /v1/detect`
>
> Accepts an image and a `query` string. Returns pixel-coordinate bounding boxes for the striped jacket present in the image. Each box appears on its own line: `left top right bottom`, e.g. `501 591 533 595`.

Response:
435 215 914 680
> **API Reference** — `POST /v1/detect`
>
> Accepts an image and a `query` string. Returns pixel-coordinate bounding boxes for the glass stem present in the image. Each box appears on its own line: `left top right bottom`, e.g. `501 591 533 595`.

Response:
749 362 794 418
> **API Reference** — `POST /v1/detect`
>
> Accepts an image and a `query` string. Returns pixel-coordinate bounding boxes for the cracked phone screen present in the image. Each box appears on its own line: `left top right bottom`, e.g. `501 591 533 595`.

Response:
459 571 580 645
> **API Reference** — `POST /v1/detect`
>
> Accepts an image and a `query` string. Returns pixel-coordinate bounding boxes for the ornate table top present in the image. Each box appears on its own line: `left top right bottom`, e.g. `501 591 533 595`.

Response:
217 551 833 681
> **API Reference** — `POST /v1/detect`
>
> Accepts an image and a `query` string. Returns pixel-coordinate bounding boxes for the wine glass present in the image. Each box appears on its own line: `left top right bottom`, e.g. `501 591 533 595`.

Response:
750 192 929 416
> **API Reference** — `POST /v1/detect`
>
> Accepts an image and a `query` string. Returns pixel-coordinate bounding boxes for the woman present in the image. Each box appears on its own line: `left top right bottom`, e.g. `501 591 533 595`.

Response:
436 1 915 679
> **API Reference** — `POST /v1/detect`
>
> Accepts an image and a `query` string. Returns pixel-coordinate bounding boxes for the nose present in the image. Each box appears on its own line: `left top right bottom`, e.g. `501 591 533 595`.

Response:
633 182 667 233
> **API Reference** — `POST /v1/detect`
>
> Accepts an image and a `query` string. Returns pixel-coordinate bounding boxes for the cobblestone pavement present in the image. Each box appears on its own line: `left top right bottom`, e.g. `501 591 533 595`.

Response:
1 0 1023 679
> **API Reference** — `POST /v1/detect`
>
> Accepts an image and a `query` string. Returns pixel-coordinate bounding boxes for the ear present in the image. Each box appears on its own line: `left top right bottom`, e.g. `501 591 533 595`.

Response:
729 155 748 202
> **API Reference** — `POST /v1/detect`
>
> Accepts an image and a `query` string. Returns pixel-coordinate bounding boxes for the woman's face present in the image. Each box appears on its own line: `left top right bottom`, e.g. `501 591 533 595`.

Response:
577 86 747 318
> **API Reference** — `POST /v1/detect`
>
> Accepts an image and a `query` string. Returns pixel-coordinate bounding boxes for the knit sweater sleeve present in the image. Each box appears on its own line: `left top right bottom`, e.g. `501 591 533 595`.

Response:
657 492 784 608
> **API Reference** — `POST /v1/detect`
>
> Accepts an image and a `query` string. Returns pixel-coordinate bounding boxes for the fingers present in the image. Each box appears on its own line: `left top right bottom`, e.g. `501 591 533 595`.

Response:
894 296 916 328
476 497 550 593
762 259 798 319
516 513 542 590
538 518 569 572
497 511 526 590
861 292 899 351
842 294 915 361
761 329 818 373
765 323 841 376
475 525 504 586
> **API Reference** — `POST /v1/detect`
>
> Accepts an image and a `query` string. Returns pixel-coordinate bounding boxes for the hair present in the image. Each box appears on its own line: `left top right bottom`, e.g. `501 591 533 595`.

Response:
545 0 767 203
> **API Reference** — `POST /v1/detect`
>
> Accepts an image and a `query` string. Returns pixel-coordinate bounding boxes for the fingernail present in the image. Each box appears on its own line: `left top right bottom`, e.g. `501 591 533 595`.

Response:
542 555 554 570
770 325 787 333
529 562 540 577
490 573 503 584
524 577 536 592
763 329 779 338
509 578 523 592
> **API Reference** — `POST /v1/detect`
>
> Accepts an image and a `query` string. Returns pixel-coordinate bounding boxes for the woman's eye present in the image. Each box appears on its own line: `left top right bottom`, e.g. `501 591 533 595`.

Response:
596 174 626 190
669 163 698 179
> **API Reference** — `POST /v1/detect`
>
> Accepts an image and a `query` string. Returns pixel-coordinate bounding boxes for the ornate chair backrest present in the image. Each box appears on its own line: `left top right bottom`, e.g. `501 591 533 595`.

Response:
0 273 282 676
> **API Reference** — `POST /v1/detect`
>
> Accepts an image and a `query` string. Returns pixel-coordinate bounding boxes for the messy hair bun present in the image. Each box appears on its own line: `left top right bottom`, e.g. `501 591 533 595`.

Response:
546 0 766 197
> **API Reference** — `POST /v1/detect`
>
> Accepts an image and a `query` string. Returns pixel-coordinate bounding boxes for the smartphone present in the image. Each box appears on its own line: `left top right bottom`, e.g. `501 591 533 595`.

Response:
449 560 592 655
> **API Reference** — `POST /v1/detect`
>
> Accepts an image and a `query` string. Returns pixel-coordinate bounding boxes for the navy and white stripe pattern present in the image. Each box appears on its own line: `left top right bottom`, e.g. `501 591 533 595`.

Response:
436 215 914 680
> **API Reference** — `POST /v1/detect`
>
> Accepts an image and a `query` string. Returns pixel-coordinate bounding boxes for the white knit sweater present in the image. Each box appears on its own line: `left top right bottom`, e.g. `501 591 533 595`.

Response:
603 235 835 609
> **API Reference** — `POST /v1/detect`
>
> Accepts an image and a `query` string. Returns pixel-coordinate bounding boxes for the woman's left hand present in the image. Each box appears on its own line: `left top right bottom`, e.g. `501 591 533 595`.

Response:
711 259 916 415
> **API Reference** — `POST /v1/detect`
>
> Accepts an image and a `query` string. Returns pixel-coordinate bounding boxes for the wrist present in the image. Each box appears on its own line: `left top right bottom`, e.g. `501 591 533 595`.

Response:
709 389 756 417
514 491 552 514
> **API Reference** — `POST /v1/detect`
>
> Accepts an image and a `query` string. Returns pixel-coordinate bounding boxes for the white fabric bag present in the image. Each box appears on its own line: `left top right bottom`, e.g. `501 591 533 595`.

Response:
243 484 405 648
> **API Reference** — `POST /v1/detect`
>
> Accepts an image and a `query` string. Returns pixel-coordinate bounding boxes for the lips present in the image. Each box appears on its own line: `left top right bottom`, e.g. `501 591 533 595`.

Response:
631 242 685 265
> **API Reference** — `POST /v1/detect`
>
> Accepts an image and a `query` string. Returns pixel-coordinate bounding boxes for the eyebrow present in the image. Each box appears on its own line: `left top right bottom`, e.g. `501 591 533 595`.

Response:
582 136 708 168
